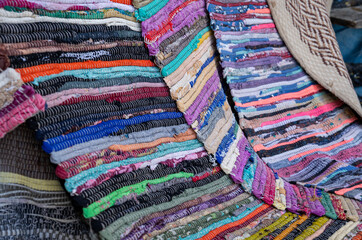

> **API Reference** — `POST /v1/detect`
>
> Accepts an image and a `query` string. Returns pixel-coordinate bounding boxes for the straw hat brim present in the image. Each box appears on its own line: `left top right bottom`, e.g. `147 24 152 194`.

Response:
268 0 362 117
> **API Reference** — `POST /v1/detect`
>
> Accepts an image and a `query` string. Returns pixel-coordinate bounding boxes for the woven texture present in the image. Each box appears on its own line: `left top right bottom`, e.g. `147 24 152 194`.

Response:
134 0 362 219
0 124 91 240
133 0 362 238
0 2 266 240
0 0 361 239
207 0 362 202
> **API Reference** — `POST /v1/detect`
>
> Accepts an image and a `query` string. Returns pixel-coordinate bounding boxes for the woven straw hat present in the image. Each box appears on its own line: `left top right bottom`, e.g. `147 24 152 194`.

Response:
268 0 362 117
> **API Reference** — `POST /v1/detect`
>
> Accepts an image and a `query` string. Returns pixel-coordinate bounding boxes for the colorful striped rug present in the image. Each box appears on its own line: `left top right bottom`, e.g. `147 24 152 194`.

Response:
206 0 362 202
0 0 361 239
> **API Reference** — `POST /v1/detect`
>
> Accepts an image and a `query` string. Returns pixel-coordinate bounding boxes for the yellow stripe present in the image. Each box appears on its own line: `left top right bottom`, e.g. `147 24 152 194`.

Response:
197 31 213 49
0 172 63 191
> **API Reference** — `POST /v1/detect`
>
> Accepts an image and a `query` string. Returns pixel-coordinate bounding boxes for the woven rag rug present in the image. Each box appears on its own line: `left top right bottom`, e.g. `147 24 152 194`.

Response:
133 0 362 239
206 0 362 201
0 0 361 239
0 124 91 239
0 1 270 240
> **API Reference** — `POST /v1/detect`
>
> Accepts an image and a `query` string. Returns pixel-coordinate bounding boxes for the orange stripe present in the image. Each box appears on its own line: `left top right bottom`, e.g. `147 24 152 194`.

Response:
197 204 270 240
110 0 132 4
351 231 362 240
246 9 271 14
335 183 362 196
288 138 354 161
16 60 155 83
235 85 324 108
109 129 196 151
253 117 357 151
274 215 308 240
260 100 343 128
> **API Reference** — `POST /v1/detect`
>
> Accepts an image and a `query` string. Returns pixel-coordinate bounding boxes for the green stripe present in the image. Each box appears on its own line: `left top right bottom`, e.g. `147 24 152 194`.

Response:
83 171 194 218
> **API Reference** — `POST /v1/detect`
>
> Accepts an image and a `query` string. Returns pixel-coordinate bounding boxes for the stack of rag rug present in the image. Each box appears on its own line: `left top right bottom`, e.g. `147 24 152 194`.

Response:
133 0 362 239
0 0 361 239
0 1 266 240
206 0 362 201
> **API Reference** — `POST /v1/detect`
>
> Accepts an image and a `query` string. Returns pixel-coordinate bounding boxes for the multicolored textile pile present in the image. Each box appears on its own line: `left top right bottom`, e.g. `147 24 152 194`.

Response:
133 0 362 238
0 0 139 138
0 0 361 239
0 1 278 240
207 0 362 201
27 24 235 239
133 0 361 213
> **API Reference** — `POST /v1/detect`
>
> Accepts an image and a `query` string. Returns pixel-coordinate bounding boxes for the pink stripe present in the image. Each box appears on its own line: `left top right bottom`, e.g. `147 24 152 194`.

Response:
335 183 362 196
288 138 354 161
260 101 343 127
254 117 357 151
251 23 275 30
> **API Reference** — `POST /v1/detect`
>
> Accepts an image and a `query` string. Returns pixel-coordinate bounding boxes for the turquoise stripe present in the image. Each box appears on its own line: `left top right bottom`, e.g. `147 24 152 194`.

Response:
241 152 258 193
229 38 270 44
32 66 162 85
161 27 211 77
64 139 203 192
317 168 351 185
135 0 168 21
